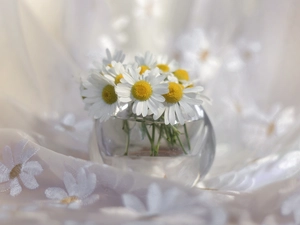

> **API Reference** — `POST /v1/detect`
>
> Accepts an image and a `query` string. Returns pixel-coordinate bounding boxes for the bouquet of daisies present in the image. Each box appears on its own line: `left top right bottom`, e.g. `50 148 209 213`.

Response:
81 49 209 156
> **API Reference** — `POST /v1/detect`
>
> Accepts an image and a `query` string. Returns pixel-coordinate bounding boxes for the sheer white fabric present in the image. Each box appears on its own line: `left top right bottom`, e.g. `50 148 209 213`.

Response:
1 0 300 224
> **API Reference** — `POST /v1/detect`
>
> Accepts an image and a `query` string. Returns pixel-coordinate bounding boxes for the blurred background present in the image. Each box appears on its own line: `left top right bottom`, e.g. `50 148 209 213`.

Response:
1 0 300 186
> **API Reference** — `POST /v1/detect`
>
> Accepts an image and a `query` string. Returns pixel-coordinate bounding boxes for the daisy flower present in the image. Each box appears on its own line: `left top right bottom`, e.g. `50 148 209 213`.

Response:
176 29 221 82
115 67 168 117
104 61 129 85
45 167 99 209
155 80 208 125
0 140 43 196
81 73 119 122
135 51 157 74
242 105 295 155
156 55 178 74
102 48 125 66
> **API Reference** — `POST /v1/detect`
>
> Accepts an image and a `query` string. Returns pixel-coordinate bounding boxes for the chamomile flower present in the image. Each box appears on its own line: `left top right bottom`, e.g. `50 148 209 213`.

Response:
115 67 168 117
81 74 119 122
156 55 178 73
0 140 43 196
104 61 129 85
172 69 190 82
45 167 99 209
103 48 125 66
135 51 157 74
155 81 207 125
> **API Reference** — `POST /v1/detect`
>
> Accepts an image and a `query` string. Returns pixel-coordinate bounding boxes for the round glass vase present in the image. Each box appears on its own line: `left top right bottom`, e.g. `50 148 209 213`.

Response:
89 105 215 187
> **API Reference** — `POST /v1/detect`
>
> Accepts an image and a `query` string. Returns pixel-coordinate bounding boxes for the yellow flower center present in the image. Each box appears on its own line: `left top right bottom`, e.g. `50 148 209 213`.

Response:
157 64 170 72
131 81 152 101
102 85 117 104
9 164 22 179
163 82 183 103
60 196 79 204
115 74 123 84
107 63 112 67
140 65 150 74
173 69 189 81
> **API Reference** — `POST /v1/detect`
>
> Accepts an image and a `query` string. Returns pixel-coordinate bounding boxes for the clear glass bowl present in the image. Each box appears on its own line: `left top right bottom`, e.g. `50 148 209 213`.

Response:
89 105 215 187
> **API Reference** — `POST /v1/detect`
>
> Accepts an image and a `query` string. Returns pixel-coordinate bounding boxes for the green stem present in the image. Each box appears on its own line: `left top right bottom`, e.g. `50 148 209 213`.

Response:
123 120 130 156
175 129 187 154
184 124 191 150
142 122 154 156
151 123 156 156
154 124 164 156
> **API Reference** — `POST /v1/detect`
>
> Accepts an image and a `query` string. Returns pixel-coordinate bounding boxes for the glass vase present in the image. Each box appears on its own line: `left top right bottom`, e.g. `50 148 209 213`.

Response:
89 105 215 187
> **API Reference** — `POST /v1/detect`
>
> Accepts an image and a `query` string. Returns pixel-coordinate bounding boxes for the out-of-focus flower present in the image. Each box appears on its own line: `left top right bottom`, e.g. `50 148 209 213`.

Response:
176 29 221 83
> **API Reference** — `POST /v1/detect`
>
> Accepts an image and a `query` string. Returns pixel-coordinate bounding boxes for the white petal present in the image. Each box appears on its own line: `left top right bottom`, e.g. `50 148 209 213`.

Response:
122 194 146 213
10 178 22 196
63 172 77 196
0 163 9 183
153 86 168 95
147 99 158 115
151 94 165 102
142 102 148 117
164 107 170 124
184 86 203 93
175 103 185 125
45 187 68 200
153 107 165 120
147 183 162 214
77 168 96 198
22 161 43 176
169 106 176 125
19 172 39 189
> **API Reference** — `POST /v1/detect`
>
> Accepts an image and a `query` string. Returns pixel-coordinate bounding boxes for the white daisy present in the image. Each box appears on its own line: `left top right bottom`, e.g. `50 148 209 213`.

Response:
81 73 119 122
242 105 295 156
135 51 157 74
155 81 208 125
176 29 221 82
45 167 99 209
0 140 43 196
115 67 168 117
104 61 129 85
102 48 125 66
156 55 178 74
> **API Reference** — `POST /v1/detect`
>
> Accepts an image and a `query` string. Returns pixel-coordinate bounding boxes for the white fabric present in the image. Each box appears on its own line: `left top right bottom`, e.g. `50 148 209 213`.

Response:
1 0 300 224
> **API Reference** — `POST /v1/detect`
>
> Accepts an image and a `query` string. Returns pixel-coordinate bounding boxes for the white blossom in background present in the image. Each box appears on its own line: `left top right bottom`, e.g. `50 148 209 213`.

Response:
0 140 43 196
45 167 99 209
242 105 295 155
176 29 221 83
89 49 126 75
134 0 162 19
102 48 126 66
225 39 261 72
